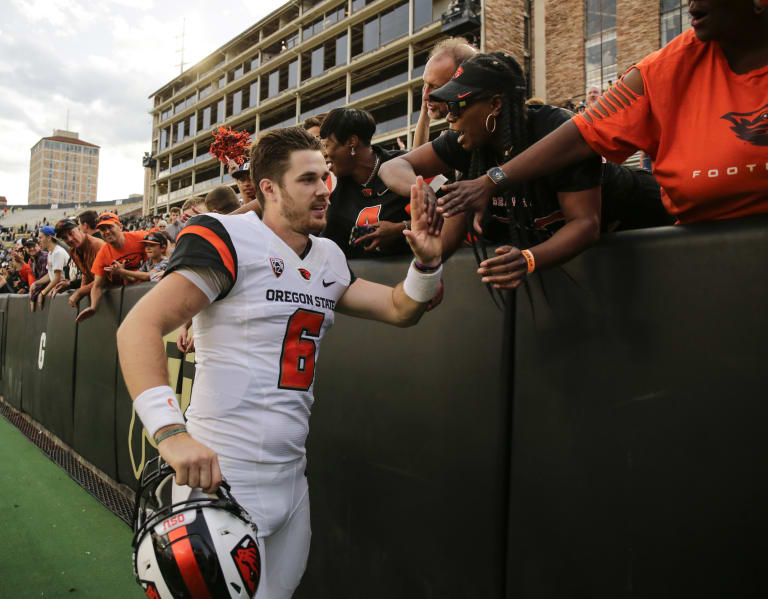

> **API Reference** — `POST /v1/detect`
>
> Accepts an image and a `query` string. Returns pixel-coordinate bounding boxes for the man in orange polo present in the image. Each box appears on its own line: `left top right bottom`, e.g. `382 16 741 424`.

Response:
75 212 148 322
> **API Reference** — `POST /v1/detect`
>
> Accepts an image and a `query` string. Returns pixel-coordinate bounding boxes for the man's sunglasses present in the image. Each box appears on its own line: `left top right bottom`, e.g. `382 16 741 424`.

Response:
446 94 491 119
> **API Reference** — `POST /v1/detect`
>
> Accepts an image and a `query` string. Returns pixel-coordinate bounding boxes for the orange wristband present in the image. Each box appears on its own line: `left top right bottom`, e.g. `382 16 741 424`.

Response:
521 249 535 274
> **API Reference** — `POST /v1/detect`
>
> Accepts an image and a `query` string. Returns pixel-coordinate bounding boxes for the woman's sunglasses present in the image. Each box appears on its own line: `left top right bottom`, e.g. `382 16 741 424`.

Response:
445 94 491 119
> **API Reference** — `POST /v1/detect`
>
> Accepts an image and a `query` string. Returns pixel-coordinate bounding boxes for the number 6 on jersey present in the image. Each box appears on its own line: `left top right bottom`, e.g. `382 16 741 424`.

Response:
278 308 325 391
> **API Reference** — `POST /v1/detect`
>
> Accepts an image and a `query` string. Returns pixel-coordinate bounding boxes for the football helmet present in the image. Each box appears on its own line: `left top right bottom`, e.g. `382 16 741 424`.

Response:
132 457 261 599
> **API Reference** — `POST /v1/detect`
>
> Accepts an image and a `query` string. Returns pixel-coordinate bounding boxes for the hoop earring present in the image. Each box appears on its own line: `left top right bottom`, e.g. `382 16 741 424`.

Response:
485 113 497 134
350 146 356 156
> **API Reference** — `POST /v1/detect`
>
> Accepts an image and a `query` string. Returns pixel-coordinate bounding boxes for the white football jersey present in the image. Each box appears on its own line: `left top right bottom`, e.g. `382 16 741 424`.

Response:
167 212 353 463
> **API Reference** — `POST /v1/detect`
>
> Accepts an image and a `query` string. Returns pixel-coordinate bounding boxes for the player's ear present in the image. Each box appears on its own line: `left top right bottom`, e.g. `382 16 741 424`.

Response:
259 178 278 202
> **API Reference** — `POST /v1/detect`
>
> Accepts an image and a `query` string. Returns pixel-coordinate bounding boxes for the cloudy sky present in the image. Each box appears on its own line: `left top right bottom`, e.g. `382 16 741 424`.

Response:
0 0 286 205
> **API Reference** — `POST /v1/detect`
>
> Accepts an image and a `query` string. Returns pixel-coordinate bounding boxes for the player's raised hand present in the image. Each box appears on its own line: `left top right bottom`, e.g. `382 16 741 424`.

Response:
403 176 442 266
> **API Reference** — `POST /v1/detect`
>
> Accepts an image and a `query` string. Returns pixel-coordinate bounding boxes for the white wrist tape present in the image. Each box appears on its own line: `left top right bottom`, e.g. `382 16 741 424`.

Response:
133 385 185 439
403 260 442 303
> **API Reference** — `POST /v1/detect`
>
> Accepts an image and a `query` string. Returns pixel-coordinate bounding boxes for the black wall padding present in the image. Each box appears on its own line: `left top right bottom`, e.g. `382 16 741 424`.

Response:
0 295 8 383
20 301 49 424
115 285 159 491
507 215 768 599
72 287 123 480
297 251 511 599
39 295 79 446
4 295 31 409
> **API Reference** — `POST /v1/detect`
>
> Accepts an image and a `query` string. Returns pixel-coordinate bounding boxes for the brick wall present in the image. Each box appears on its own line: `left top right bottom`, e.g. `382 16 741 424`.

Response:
485 0 527 63
544 0 584 106
617 0 659 74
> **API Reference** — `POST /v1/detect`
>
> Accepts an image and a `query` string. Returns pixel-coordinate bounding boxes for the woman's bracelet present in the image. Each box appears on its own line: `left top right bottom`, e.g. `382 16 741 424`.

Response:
521 249 535 274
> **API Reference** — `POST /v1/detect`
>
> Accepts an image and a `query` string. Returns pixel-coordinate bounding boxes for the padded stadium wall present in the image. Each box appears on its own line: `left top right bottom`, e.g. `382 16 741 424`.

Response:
1 217 767 597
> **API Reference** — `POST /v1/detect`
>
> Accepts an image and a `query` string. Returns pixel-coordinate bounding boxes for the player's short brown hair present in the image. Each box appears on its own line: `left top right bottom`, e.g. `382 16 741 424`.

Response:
205 186 240 214
181 196 206 211
249 127 323 203
302 114 326 130
169 206 181 215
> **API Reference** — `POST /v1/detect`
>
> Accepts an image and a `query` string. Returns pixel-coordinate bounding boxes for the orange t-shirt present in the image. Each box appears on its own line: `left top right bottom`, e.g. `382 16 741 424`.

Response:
91 230 149 285
573 29 768 224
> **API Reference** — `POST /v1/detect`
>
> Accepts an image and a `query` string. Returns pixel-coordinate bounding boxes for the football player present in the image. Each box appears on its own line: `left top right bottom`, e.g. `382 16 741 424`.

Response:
118 126 443 599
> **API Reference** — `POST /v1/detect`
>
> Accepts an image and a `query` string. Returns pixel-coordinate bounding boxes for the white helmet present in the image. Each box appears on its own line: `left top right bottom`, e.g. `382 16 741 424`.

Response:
132 457 261 598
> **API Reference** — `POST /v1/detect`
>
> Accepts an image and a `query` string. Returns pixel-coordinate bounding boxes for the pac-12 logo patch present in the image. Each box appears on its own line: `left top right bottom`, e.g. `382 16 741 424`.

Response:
140 580 161 599
270 258 284 278
231 535 261 596
298 268 311 280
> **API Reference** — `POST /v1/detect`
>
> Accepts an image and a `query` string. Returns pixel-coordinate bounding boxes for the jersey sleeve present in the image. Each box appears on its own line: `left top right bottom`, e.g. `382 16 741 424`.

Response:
572 67 660 164
164 214 238 300
317 237 354 289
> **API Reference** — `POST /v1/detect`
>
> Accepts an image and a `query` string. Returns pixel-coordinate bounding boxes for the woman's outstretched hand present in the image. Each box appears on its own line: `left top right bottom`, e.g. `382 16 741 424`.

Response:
438 175 496 233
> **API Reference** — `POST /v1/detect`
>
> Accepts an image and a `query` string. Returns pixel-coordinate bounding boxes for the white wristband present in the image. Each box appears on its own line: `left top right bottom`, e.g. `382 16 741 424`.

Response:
403 260 442 303
133 385 185 439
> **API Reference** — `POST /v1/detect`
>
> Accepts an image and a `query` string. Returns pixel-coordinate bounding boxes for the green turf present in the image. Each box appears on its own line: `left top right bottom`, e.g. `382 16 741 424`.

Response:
0 415 144 598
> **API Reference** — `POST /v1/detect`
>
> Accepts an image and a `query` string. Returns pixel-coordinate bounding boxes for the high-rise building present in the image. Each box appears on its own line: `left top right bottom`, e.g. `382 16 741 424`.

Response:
145 0 690 213
28 130 99 206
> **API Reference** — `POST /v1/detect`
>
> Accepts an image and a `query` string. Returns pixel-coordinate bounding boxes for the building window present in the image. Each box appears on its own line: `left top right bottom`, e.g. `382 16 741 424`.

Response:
585 0 617 91
380 2 408 45
413 0 433 31
268 70 279 98
661 0 691 46
288 59 299 88
311 46 324 77
336 33 348 66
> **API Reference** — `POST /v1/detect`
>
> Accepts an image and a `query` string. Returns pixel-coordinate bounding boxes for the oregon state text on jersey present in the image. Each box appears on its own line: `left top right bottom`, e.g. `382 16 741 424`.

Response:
164 212 353 464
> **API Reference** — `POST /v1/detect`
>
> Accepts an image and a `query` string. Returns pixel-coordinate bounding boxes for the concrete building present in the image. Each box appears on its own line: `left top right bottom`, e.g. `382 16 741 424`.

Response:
28 130 100 206
145 0 691 213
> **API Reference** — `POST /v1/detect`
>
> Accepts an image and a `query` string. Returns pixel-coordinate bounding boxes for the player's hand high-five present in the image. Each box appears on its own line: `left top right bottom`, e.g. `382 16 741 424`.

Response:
403 176 442 267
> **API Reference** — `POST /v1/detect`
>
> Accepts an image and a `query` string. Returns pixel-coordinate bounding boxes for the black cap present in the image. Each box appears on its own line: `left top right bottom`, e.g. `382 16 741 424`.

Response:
54 218 78 236
22 238 37 247
139 232 168 246
231 161 251 181
428 61 523 104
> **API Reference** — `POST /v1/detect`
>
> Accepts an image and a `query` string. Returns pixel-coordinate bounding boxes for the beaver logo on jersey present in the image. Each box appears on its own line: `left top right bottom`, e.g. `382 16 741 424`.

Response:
298 268 311 280
721 104 768 147
231 535 261 596
270 258 284 278
140 581 160 599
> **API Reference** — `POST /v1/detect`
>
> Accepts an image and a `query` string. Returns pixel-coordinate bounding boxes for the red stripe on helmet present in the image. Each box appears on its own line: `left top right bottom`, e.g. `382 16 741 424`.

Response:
168 526 214 599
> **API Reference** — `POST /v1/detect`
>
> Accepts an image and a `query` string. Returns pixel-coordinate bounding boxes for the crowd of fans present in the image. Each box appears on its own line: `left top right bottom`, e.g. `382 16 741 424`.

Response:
0 189 239 321
4 1 766 315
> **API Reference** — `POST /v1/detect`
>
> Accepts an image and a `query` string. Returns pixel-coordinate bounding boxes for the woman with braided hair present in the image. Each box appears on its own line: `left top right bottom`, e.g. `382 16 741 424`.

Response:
379 52 603 289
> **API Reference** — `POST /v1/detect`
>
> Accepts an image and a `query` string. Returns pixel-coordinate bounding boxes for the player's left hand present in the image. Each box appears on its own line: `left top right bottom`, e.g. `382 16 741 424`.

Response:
477 245 527 289
403 176 442 266
355 220 405 252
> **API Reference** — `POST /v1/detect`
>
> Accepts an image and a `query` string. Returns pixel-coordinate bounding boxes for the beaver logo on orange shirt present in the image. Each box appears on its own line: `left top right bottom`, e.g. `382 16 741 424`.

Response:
721 103 768 147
